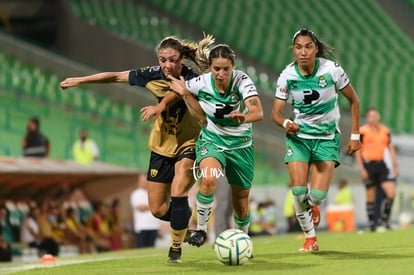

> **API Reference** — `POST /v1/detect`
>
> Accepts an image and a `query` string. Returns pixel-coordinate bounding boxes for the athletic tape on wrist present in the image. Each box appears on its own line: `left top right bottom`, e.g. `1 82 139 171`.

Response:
283 119 293 128
350 133 360 140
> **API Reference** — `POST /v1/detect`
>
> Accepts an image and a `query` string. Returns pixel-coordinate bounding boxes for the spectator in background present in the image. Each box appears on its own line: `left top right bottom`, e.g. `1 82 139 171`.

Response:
72 129 99 165
0 206 12 262
20 206 41 249
64 207 95 254
130 174 160 248
0 205 13 245
334 179 353 205
37 202 60 256
108 199 122 250
249 199 278 236
354 108 399 232
22 117 50 157
20 205 58 256
87 201 111 252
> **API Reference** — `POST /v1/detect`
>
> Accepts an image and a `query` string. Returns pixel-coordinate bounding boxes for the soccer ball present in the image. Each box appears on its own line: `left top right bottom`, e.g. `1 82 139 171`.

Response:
214 228 253 266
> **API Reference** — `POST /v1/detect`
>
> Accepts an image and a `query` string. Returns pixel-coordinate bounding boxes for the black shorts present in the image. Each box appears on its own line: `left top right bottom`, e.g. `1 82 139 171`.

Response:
363 160 396 188
147 148 196 183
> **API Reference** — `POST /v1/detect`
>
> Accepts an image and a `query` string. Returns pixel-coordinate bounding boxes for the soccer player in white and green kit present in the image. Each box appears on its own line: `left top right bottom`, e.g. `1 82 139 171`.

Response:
169 44 264 247
272 29 361 251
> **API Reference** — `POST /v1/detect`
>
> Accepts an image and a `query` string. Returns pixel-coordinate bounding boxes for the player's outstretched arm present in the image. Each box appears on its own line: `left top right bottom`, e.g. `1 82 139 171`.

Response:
59 71 130 89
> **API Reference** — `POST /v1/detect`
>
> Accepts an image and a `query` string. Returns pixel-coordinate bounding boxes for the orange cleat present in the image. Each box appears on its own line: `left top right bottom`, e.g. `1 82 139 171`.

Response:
40 254 57 263
311 205 320 227
299 237 319 252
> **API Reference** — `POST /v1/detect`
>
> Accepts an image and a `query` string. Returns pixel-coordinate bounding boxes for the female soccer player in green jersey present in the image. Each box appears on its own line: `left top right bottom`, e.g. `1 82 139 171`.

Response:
272 28 361 251
60 35 214 263
169 44 264 247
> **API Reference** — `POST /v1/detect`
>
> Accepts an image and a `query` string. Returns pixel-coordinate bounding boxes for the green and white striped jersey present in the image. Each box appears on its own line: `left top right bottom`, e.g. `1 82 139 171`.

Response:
275 58 350 140
185 70 258 149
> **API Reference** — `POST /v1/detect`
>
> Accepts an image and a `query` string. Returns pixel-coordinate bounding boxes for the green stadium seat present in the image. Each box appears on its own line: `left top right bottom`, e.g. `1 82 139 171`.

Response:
0 49 152 166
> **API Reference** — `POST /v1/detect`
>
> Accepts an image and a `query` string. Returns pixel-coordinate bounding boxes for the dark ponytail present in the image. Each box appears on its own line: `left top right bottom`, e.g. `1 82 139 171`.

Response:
292 28 336 59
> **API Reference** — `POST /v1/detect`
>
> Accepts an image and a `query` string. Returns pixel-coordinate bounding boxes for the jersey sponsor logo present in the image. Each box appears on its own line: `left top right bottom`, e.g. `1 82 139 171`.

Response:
303 90 320 104
214 104 233 119
150 169 158 178
318 76 327 88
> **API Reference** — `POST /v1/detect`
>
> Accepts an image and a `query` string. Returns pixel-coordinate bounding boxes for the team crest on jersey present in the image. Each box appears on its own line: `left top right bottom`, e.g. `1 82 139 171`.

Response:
150 169 158 177
200 146 208 156
230 92 239 103
318 76 327 88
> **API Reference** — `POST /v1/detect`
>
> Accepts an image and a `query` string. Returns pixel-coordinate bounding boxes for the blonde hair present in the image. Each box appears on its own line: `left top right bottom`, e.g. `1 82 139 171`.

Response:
157 33 215 73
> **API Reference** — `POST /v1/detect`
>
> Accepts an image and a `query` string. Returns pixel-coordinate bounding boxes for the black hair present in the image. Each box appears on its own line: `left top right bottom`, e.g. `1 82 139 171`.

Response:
29 117 40 128
208 44 236 66
292 28 335 59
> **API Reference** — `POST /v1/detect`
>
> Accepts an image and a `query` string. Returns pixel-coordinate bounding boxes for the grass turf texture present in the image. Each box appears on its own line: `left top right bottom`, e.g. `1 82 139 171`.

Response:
2 228 414 275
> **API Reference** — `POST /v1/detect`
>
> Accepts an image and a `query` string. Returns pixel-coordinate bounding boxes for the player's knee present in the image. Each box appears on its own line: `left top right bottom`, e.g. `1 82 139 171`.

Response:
200 176 218 193
149 204 168 219
308 188 328 206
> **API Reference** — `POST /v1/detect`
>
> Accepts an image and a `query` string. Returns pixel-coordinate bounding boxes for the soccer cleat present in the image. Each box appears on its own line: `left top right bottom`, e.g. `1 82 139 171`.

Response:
184 229 195 243
188 230 207 247
376 223 391 233
299 237 319 252
311 205 320 227
167 247 182 264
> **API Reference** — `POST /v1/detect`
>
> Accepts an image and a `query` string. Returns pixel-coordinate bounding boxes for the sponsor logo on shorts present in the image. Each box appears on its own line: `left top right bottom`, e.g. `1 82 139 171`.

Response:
242 137 250 142
200 146 208 156
150 169 158 178
287 146 293 157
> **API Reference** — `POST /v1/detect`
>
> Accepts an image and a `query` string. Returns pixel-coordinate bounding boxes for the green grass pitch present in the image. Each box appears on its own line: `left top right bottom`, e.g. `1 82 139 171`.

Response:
2 228 414 274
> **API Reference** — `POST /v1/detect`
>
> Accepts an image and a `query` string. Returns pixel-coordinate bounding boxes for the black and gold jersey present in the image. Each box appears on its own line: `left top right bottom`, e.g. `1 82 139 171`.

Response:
129 65 200 158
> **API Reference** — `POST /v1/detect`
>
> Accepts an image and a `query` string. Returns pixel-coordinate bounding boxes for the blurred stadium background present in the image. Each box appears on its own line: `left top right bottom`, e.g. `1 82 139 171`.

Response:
0 0 413 255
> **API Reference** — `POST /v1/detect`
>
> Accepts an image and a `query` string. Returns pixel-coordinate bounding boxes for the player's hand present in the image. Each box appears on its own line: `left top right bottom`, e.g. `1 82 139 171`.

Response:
285 121 300 135
60 78 80 89
346 140 361 155
168 75 189 97
140 105 163 122
229 111 245 124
